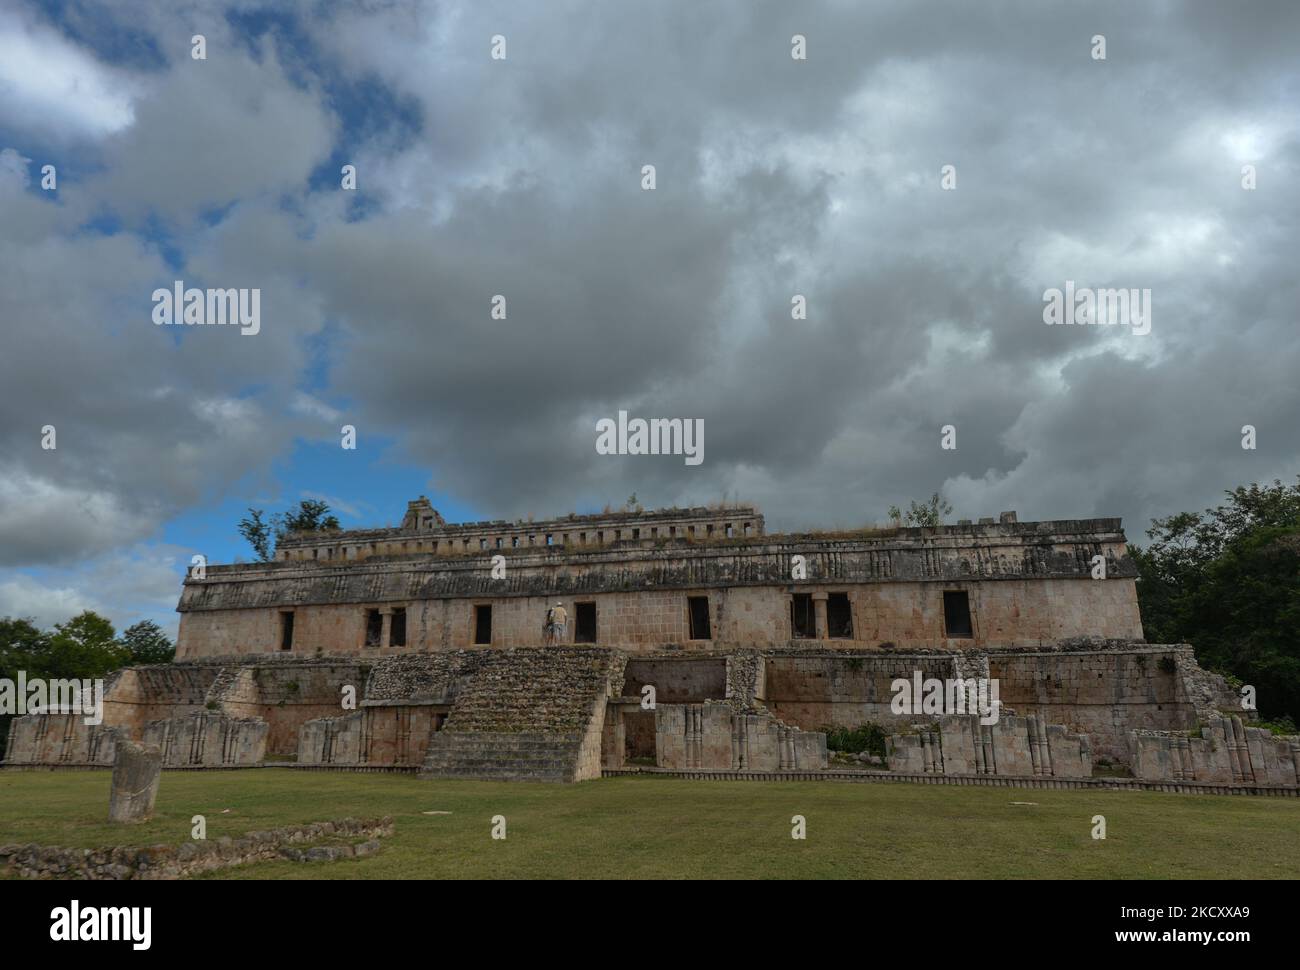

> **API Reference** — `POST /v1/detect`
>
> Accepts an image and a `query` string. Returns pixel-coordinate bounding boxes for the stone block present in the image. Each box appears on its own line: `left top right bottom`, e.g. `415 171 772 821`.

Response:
109 740 161 823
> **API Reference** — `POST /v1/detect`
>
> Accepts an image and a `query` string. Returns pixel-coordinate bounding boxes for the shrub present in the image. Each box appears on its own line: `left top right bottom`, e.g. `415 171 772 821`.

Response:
822 722 887 757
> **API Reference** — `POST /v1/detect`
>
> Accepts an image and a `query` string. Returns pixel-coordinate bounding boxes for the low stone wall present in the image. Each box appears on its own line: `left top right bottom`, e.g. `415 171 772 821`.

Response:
0 817 394 880
655 702 827 771
887 714 1092 778
1 714 125 767
141 713 267 767
1130 718 1300 786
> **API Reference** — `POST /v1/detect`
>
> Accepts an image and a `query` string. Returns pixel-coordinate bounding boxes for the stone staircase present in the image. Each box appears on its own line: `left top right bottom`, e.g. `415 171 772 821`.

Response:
418 647 615 782
420 731 587 782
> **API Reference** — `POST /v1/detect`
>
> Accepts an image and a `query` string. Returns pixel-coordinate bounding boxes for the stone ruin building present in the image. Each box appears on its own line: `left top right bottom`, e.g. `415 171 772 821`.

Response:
5 497 1298 792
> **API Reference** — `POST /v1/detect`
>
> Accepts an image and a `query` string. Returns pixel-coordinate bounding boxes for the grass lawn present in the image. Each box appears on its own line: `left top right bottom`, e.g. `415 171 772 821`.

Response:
2 768 1299 879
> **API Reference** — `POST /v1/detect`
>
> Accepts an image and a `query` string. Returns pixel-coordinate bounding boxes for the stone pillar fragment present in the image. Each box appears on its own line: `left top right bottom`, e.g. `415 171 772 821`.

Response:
108 740 161 824
811 593 828 640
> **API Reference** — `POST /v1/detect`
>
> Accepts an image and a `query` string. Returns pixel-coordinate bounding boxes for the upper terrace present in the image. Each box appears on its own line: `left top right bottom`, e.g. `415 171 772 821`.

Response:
274 497 766 563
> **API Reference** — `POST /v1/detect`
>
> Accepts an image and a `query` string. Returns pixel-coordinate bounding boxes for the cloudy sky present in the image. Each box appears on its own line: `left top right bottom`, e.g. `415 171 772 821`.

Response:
1 0 1297 636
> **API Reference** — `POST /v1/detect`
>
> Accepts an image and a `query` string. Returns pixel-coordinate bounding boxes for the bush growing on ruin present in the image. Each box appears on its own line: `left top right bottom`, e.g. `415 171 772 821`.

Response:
239 500 342 561
823 722 887 757
888 493 953 528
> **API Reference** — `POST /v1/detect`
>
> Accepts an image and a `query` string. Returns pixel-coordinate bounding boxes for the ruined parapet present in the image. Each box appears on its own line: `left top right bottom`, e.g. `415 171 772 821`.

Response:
655 702 827 771
724 649 763 708
1129 717 1300 787
141 712 267 767
1 713 124 767
1172 650 1254 725
886 714 1091 778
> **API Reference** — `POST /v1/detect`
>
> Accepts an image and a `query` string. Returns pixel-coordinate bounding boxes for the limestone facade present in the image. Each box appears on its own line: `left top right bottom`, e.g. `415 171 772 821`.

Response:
177 502 1142 658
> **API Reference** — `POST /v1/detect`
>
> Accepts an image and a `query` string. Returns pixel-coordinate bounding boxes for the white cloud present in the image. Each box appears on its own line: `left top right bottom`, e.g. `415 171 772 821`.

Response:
0 9 138 140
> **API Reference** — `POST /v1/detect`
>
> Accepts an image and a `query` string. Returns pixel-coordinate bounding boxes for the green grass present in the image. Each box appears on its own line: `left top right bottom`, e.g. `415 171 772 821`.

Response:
2 768 1299 879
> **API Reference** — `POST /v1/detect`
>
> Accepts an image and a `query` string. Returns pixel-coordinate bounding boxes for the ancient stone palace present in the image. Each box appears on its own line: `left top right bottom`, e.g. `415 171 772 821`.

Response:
5 498 1297 792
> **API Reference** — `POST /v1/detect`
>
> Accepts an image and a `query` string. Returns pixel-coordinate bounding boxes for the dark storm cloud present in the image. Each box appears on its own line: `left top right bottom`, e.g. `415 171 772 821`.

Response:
1 0 1297 586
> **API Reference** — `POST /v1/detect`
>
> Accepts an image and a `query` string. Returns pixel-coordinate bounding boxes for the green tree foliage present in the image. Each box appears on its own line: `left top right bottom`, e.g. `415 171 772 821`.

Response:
1132 478 1300 723
239 499 341 561
42 611 127 679
237 507 274 562
0 611 173 758
120 620 176 665
889 492 953 528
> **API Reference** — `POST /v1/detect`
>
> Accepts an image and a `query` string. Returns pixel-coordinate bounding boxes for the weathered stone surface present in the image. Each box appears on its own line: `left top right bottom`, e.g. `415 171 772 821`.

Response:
1130 720 1300 786
173 500 1142 657
142 712 267 766
655 702 827 771
0 818 394 880
886 714 1091 779
108 741 161 823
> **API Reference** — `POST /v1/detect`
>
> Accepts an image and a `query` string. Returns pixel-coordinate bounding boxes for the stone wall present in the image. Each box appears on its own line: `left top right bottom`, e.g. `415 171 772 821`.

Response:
1 714 124 766
211 662 369 756
887 714 1092 778
623 656 728 703
655 702 828 771
141 713 267 767
1130 718 1300 786
762 643 1202 763
297 706 441 768
100 666 222 734
0 818 393 880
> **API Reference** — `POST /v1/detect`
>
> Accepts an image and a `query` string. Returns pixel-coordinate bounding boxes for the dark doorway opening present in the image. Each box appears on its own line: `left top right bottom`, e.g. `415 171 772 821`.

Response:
390 607 407 647
827 593 853 639
474 604 493 645
365 609 383 647
791 593 815 638
687 596 711 640
943 591 973 638
575 602 597 643
279 611 294 651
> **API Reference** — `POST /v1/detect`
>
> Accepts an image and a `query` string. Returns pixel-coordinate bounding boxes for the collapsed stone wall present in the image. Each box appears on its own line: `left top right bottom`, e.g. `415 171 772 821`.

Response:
101 666 222 734
210 661 370 756
297 706 442 769
887 714 1092 778
1 714 124 767
655 701 827 771
0 818 393 880
142 713 267 767
760 641 1205 762
1130 718 1300 787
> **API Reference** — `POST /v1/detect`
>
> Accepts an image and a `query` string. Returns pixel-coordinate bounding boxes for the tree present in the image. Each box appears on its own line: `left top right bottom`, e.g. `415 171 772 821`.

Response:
238 500 341 561
277 499 340 537
238 507 274 562
1132 477 1300 724
0 611 128 760
119 620 175 665
0 617 50 759
888 493 953 528
43 611 128 679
